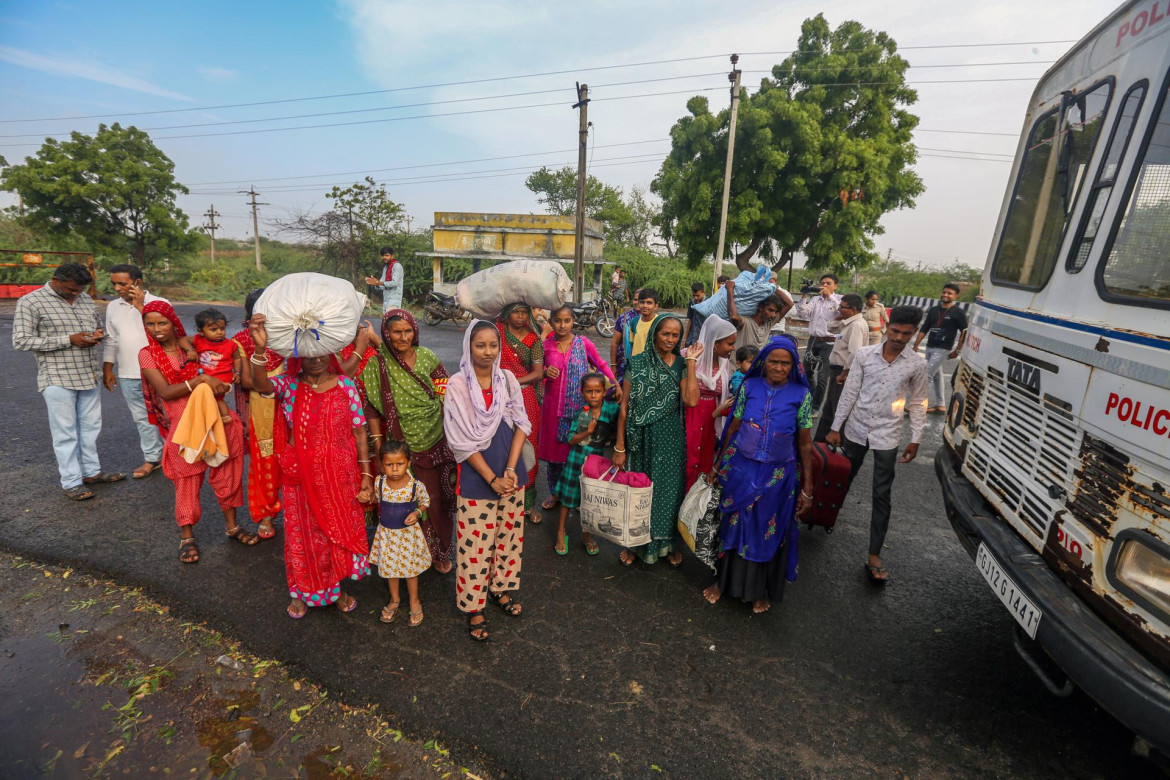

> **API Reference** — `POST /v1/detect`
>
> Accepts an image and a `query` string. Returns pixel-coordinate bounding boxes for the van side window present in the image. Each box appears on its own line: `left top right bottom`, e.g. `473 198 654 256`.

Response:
1068 83 1146 272
1099 77 1170 305
992 81 1112 289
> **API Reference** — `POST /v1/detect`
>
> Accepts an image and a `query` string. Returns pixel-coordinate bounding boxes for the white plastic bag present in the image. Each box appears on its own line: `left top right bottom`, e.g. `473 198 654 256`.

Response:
455 260 572 319
254 273 367 358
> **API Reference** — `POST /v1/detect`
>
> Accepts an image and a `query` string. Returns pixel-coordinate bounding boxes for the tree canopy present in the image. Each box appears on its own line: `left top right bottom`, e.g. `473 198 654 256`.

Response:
652 14 924 274
524 166 655 249
0 123 193 265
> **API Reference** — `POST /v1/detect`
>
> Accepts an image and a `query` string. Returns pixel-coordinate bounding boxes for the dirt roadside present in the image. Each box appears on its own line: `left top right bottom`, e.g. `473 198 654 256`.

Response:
0 551 491 780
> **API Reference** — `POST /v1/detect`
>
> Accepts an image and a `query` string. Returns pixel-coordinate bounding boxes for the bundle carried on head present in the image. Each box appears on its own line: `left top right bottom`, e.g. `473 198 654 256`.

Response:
694 265 776 319
254 272 368 358
455 259 572 319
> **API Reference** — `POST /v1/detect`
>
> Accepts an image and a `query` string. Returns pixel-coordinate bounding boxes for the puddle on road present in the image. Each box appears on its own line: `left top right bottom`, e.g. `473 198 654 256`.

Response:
0 556 482 779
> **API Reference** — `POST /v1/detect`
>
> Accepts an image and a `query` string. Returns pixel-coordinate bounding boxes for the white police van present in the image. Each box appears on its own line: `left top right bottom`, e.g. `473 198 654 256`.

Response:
936 0 1170 756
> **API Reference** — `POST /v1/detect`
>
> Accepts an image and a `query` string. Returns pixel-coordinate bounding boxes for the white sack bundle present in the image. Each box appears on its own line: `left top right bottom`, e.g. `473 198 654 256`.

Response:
455 259 572 319
254 272 367 358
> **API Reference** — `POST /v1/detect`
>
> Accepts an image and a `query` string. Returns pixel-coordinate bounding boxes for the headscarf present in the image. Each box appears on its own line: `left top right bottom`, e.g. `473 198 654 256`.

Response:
140 301 199 434
443 319 531 463
625 313 686 427
381 307 420 348
743 334 808 389
694 314 737 395
497 302 533 328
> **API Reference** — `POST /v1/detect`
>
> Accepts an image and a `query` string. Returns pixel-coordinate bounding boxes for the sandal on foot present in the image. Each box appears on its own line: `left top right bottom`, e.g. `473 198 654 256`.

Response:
488 591 522 617
666 552 684 568
287 600 307 619
64 485 95 501
337 593 358 613
82 471 125 484
541 497 559 511
528 510 543 525
619 549 636 567
380 601 401 623
583 537 600 556
409 609 424 627
555 533 569 556
132 461 161 479
225 526 260 546
256 521 277 540
468 612 489 642
179 538 200 564
866 563 890 585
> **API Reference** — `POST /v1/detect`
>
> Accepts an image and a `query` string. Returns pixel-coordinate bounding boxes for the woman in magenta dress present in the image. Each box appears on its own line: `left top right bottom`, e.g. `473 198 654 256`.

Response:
537 305 619 522
248 315 373 619
686 314 738 488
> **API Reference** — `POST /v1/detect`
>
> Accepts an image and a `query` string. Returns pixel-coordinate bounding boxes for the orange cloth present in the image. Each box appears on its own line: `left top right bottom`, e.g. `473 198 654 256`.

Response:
172 383 230 466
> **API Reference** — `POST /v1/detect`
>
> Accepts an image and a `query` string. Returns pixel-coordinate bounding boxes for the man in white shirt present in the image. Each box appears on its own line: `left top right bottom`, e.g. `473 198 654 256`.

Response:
102 264 166 478
813 294 867 442
364 246 403 314
826 305 928 585
794 273 842 414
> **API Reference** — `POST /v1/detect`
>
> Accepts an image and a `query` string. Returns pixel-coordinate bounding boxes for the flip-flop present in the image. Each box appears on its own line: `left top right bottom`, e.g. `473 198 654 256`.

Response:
541 497 559 511
555 533 569 556
256 522 277 540
619 550 636 567
83 471 126 484
380 602 400 623
583 539 600 556
64 486 95 501
409 609 424 627
337 594 358 613
132 461 161 479
287 601 307 619
865 563 890 585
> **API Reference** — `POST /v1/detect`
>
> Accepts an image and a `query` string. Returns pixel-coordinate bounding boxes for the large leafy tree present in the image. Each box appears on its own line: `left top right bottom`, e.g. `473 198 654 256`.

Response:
524 166 656 248
1 123 194 265
652 14 924 273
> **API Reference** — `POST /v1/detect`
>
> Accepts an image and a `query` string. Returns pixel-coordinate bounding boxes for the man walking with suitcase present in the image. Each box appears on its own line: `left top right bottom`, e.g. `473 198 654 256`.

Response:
826 306 928 584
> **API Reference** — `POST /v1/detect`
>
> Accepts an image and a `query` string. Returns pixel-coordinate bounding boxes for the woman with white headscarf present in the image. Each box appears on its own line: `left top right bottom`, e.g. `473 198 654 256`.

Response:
685 314 738 488
443 320 531 642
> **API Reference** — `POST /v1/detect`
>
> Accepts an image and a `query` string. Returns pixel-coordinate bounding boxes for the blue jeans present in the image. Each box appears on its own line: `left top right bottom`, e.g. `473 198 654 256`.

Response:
42 385 103 489
119 378 164 462
925 347 950 408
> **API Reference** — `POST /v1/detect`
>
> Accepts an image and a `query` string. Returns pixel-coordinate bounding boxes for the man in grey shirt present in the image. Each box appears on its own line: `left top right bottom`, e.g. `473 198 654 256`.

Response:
728 292 790 352
13 263 124 499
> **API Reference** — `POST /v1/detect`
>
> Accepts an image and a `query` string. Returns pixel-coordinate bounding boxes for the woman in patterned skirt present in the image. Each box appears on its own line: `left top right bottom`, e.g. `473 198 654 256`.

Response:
444 320 531 642
613 314 701 566
248 315 372 619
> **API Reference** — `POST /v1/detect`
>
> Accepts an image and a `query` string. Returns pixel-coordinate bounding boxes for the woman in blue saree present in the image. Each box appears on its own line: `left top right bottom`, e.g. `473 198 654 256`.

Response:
704 335 814 613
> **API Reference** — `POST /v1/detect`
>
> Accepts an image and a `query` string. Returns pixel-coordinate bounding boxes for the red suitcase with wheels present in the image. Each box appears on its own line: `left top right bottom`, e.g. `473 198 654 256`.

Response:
805 442 852 533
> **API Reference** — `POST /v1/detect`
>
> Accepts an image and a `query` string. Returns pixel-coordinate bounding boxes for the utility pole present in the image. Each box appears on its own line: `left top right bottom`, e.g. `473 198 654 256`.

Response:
202 204 221 263
405 215 413 234
713 54 742 290
572 82 590 303
240 187 267 271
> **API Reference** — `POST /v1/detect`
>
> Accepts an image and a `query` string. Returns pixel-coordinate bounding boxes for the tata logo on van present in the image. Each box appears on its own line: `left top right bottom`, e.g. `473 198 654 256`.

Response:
1007 357 1041 393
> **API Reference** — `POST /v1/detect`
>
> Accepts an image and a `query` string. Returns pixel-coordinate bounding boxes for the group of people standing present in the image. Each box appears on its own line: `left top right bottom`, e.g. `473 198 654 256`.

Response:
14 259 964 637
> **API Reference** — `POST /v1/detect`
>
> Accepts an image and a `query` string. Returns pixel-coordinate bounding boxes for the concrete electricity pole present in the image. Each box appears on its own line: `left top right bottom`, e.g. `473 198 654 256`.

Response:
713 54 742 289
572 82 590 303
240 187 267 271
202 204 221 263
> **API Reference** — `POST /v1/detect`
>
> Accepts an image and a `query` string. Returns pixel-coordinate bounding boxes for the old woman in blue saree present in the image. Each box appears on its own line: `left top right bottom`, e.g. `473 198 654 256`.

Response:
703 335 814 614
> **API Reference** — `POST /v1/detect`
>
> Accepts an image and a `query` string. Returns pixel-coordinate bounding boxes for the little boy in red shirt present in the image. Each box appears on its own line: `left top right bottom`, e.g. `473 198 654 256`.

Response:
187 308 241 420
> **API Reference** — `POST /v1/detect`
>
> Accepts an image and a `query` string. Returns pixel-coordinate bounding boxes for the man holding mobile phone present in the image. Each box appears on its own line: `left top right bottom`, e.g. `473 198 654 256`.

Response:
13 262 124 500
103 264 167 479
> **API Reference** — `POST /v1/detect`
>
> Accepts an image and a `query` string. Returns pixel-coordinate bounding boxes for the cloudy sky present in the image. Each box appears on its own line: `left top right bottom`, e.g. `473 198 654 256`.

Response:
0 0 1120 268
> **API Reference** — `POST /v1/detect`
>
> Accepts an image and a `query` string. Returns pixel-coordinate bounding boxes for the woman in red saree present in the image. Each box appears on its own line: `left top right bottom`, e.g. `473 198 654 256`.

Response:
248 315 372 618
496 303 544 521
231 288 284 539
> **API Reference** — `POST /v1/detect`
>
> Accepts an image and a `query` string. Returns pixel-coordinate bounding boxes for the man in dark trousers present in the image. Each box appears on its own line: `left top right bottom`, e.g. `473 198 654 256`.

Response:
913 283 967 414
827 305 928 585
814 293 867 442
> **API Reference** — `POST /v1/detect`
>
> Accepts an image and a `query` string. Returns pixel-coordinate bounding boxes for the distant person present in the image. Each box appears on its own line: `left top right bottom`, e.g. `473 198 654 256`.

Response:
827 305 928 585
862 290 889 346
684 282 707 346
794 273 842 415
13 262 124 500
612 288 660 383
814 294 867 442
716 274 730 292
611 265 622 286
609 287 644 383
102 264 166 479
729 291 789 353
913 283 967 414
365 246 404 315
610 268 629 304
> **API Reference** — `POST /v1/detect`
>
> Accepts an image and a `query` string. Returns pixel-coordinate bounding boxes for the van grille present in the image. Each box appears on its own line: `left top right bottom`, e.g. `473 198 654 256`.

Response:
959 364 983 430
962 365 1079 544
1069 435 1133 534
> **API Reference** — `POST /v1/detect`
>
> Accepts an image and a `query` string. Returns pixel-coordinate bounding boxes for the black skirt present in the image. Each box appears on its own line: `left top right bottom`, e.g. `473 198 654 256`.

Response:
715 543 788 603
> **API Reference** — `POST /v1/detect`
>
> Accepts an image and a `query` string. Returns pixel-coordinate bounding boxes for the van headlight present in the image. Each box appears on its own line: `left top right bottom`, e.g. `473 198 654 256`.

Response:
1111 533 1170 619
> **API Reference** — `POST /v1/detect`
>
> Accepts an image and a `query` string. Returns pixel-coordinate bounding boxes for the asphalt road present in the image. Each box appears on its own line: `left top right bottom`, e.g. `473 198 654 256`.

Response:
0 300 1159 779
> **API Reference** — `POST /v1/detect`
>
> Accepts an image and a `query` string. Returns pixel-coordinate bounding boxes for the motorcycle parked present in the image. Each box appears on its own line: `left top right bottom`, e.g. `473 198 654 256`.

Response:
568 299 617 337
421 290 470 327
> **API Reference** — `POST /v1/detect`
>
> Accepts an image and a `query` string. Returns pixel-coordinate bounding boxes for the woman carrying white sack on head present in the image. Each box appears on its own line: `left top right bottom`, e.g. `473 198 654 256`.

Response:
443 320 531 643
685 314 738 488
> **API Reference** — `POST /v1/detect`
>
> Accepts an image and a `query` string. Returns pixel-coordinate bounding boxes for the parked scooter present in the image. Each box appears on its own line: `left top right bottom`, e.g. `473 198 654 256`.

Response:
421 290 470 326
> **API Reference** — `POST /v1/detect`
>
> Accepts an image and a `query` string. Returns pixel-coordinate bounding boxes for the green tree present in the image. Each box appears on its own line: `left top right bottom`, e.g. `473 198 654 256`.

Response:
0 123 194 266
525 166 655 246
652 14 924 274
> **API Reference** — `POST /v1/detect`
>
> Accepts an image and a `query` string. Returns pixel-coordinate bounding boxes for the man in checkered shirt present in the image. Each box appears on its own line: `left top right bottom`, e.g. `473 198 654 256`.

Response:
13 263 125 500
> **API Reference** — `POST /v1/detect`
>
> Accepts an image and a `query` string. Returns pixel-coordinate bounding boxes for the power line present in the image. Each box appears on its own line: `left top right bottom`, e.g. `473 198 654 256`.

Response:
0 40 1076 125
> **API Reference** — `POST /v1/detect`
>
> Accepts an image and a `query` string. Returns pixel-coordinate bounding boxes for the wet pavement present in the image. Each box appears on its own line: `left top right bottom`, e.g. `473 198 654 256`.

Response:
0 300 1162 778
